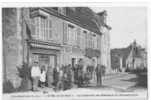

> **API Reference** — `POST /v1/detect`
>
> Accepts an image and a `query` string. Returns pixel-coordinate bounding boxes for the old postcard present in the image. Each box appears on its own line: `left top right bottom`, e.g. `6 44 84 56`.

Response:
2 2 148 100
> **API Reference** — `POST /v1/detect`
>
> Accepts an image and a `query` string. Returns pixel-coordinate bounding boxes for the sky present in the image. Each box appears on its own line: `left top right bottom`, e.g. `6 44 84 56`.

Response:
91 7 147 49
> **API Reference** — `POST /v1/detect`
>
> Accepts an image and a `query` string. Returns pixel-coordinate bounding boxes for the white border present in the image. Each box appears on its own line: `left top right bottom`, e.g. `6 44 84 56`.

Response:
0 2 150 7
0 2 150 100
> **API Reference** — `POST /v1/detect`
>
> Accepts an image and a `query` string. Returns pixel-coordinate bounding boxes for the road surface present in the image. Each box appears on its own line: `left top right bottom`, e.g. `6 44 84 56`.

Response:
3 72 147 100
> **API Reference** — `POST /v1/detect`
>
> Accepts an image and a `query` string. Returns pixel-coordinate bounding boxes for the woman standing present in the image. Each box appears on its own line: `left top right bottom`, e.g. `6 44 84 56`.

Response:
53 66 59 87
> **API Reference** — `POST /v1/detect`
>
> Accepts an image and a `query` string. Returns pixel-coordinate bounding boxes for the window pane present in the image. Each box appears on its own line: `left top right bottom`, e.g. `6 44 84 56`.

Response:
52 7 58 11
42 19 44 40
45 19 47 40
49 20 51 29
49 29 52 39
37 17 40 39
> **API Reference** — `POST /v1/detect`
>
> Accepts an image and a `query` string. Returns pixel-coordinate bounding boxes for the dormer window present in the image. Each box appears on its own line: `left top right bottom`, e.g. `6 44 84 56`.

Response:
51 7 66 15
52 7 58 11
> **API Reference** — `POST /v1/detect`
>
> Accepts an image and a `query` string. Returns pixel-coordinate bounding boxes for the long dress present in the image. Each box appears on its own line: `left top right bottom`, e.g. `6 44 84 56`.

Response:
53 67 59 87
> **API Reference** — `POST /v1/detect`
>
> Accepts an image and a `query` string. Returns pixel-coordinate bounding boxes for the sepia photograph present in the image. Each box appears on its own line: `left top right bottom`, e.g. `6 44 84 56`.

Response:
2 3 148 100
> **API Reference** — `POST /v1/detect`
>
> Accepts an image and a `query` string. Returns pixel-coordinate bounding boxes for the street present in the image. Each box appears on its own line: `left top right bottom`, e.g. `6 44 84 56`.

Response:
4 72 147 93
86 72 147 92
3 72 147 100
103 72 139 91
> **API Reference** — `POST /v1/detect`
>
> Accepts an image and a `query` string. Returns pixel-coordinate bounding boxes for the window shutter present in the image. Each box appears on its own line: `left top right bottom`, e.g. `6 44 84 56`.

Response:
63 22 68 44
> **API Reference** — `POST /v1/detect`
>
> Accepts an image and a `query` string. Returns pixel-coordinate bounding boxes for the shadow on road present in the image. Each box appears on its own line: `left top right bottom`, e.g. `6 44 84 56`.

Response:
121 72 147 89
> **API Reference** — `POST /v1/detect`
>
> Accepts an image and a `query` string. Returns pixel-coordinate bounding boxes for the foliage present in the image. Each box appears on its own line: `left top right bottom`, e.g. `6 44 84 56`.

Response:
17 62 31 91
17 62 31 79
3 80 16 93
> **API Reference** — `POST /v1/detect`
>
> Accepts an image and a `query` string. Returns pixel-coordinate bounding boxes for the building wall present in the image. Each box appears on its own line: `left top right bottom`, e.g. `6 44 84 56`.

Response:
3 7 108 89
100 26 111 73
3 8 23 88
126 50 147 70
29 8 101 68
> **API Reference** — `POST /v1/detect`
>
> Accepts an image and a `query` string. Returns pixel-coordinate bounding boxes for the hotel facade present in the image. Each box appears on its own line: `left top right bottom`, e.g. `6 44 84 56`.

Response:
3 7 111 89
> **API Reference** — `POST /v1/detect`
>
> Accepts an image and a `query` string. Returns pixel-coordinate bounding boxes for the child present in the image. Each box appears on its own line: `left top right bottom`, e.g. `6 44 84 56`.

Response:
40 66 47 88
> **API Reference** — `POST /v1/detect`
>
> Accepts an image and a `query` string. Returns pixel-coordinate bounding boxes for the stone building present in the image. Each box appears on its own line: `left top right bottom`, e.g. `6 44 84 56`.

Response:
2 7 111 90
97 11 112 73
111 41 147 72
126 41 147 70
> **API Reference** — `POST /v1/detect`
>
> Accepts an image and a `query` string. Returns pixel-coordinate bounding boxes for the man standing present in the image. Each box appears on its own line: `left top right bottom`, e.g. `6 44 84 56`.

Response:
95 64 102 86
47 65 54 88
31 61 41 91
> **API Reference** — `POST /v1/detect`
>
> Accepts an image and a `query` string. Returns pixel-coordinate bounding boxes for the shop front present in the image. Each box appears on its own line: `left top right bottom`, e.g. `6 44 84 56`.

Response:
27 40 62 87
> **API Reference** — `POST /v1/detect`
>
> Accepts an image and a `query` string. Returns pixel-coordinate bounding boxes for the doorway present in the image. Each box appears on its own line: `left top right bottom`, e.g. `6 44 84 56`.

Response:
32 54 57 87
33 54 56 69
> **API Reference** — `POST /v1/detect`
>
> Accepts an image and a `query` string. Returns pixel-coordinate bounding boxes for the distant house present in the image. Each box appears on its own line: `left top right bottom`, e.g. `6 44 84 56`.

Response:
111 46 131 71
111 41 147 71
126 41 147 70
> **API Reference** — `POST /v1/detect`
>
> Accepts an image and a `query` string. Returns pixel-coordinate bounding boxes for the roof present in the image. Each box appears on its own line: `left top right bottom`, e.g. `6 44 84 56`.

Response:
111 45 132 67
31 7 103 35
97 10 112 30
65 7 101 34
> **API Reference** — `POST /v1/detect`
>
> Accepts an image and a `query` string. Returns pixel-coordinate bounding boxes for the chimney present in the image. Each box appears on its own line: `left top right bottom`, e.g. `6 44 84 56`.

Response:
97 10 107 25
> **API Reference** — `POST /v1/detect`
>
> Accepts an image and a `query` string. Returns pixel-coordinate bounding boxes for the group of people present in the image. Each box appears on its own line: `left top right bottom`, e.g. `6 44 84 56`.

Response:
31 61 47 91
31 60 105 91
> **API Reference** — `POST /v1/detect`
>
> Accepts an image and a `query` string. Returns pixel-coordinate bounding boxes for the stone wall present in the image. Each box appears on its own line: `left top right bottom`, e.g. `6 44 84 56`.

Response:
100 26 111 73
3 8 23 89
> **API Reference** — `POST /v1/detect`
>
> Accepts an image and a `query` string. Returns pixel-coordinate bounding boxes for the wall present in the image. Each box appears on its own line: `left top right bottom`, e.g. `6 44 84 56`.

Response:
100 26 111 73
50 14 64 44
3 8 23 88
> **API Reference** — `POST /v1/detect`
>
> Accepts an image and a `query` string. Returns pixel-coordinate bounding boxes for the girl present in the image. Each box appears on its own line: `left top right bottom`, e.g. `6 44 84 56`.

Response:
40 66 47 88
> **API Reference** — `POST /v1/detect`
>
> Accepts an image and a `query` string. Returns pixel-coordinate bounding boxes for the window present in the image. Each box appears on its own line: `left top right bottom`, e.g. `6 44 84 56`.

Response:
84 30 88 48
34 17 39 39
93 34 97 49
48 20 52 39
81 30 86 49
97 36 101 49
30 18 36 36
59 8 66 15
68 24 76 45
33 17 52 41
63 22 68 44
62 8 66 15
92 33 96 49
52 7 58 11
41 17 45 40
51 7 66 15
77 27 81 47
88 32 92 48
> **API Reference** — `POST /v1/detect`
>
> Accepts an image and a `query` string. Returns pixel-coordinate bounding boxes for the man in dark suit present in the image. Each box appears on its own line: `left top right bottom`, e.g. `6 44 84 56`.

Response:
95 64 102 86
